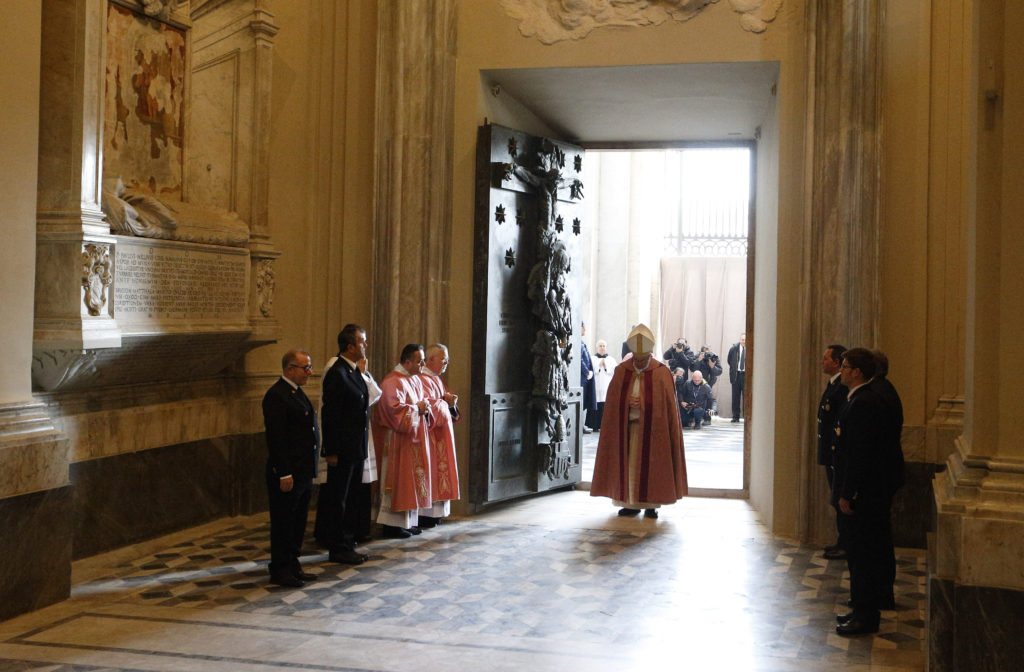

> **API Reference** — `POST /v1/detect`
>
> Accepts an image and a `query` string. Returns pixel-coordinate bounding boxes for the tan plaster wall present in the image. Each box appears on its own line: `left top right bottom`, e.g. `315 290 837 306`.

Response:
256 0 378 377
998 0 1024 458
454 1 809 533
0 0 42 405
879 0 932 434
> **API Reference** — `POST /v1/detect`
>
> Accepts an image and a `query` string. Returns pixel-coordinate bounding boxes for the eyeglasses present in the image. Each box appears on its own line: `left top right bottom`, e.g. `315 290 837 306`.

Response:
288 364 314 373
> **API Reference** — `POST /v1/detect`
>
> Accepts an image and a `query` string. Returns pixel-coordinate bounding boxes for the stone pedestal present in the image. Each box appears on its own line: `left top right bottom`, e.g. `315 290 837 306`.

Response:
931 438 1024 671
0 402 72 621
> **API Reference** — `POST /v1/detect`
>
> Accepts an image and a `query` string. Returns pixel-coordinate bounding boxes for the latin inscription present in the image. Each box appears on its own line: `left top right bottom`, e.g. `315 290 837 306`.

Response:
114 244 248 320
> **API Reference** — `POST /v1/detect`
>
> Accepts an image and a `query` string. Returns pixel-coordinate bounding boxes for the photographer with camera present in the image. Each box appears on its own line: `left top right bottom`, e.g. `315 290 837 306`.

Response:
663 337 696 374
695 345 723 389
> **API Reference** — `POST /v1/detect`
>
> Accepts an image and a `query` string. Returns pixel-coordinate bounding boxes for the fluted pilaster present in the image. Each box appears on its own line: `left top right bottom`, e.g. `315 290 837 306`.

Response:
371 0 457 367
800 0 885 544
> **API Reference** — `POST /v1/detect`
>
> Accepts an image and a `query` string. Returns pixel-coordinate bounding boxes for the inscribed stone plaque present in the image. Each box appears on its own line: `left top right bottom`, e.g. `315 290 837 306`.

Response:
113 237 248 325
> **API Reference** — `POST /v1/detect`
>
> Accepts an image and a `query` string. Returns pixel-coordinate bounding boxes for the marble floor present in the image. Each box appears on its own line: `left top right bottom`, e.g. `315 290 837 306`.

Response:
0 491 925 671
583 415 744 490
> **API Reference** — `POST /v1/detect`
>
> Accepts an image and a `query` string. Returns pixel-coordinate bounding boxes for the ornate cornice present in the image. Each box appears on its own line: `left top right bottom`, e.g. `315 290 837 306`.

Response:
498 0 782 44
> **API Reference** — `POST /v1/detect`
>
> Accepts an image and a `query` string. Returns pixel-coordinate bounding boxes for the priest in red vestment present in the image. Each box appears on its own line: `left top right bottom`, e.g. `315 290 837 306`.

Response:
373 343 434 538
591 324 687 519
417 343 461 528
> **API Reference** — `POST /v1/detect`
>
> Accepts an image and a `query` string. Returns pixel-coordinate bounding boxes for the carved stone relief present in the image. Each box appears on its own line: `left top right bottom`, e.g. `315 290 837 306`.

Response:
33 0 279 394
81 244 114 317
498 0 783 43
101 177 249 247
254 258 276 317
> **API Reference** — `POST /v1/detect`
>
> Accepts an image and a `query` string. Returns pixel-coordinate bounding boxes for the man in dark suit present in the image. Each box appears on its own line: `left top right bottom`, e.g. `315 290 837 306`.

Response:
315 324 371 565
869 349 906 605
727 333 746 422
818 344 848 560
263 349 320 587
832 347 903 636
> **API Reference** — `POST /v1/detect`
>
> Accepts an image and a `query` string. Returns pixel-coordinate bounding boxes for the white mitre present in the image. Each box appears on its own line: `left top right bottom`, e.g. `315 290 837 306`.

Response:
627 324 655 358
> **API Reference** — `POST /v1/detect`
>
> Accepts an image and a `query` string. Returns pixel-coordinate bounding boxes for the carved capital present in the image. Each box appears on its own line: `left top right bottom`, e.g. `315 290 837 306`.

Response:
81 243 114 317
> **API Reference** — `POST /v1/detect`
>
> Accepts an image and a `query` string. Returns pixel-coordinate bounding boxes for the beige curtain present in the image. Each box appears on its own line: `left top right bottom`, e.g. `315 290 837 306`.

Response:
659 257 747 414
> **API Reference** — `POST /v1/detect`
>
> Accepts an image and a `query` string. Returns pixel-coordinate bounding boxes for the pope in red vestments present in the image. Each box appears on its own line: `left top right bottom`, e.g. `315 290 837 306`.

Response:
591 324 687 516
373 345 434 533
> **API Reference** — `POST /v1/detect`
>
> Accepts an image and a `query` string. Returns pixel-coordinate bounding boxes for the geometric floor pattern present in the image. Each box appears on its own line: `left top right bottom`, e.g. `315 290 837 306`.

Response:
0 491 925 671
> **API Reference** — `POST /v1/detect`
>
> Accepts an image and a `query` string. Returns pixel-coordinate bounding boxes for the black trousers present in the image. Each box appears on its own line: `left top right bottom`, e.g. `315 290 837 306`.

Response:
266 471 312 575
731 371 745 419
825 466 845 546
838 498 894 623
313 460 363 552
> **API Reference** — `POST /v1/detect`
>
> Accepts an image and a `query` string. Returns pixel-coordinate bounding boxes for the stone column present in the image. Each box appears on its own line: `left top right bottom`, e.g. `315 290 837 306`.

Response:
34 0 121 355
931 2 1024 669
371 0 457 368
0 0 73 622
800 0 884 544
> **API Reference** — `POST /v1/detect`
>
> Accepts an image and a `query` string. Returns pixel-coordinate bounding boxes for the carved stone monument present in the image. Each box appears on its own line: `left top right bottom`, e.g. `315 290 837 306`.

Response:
32 0 281 393
470 124 585 505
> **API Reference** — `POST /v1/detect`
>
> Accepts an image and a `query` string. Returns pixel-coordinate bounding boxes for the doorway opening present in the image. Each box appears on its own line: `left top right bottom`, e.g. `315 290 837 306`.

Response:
579 145 752 496
475 61 778 509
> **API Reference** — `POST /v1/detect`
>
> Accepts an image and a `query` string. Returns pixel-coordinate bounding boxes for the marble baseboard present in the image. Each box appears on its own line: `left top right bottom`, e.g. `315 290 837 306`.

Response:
70 432 266 559
0 485 73 621
928 577 1024 672
892 460 935 549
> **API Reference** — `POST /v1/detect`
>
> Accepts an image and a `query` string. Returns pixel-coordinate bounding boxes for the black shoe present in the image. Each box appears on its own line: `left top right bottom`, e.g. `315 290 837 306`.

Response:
291 565 317 582
617 508 641 517
836 612 855 624
693 424 702 430
823 548 847 560
836 618 879 636
824 543 841 553
418 516 440 529
407 526 422 535
644 508 659 519
731 418 740 423
269 572 304 588
329 549 368 565
381 525 411 539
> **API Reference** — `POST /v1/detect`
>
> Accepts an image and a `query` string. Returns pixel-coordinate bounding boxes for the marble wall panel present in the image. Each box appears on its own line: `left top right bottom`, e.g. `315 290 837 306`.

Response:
953 584 1024 671
927 576 954 672
0 485 73 621
70 433 265 559
929 579 1024 672
187 52 239 211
